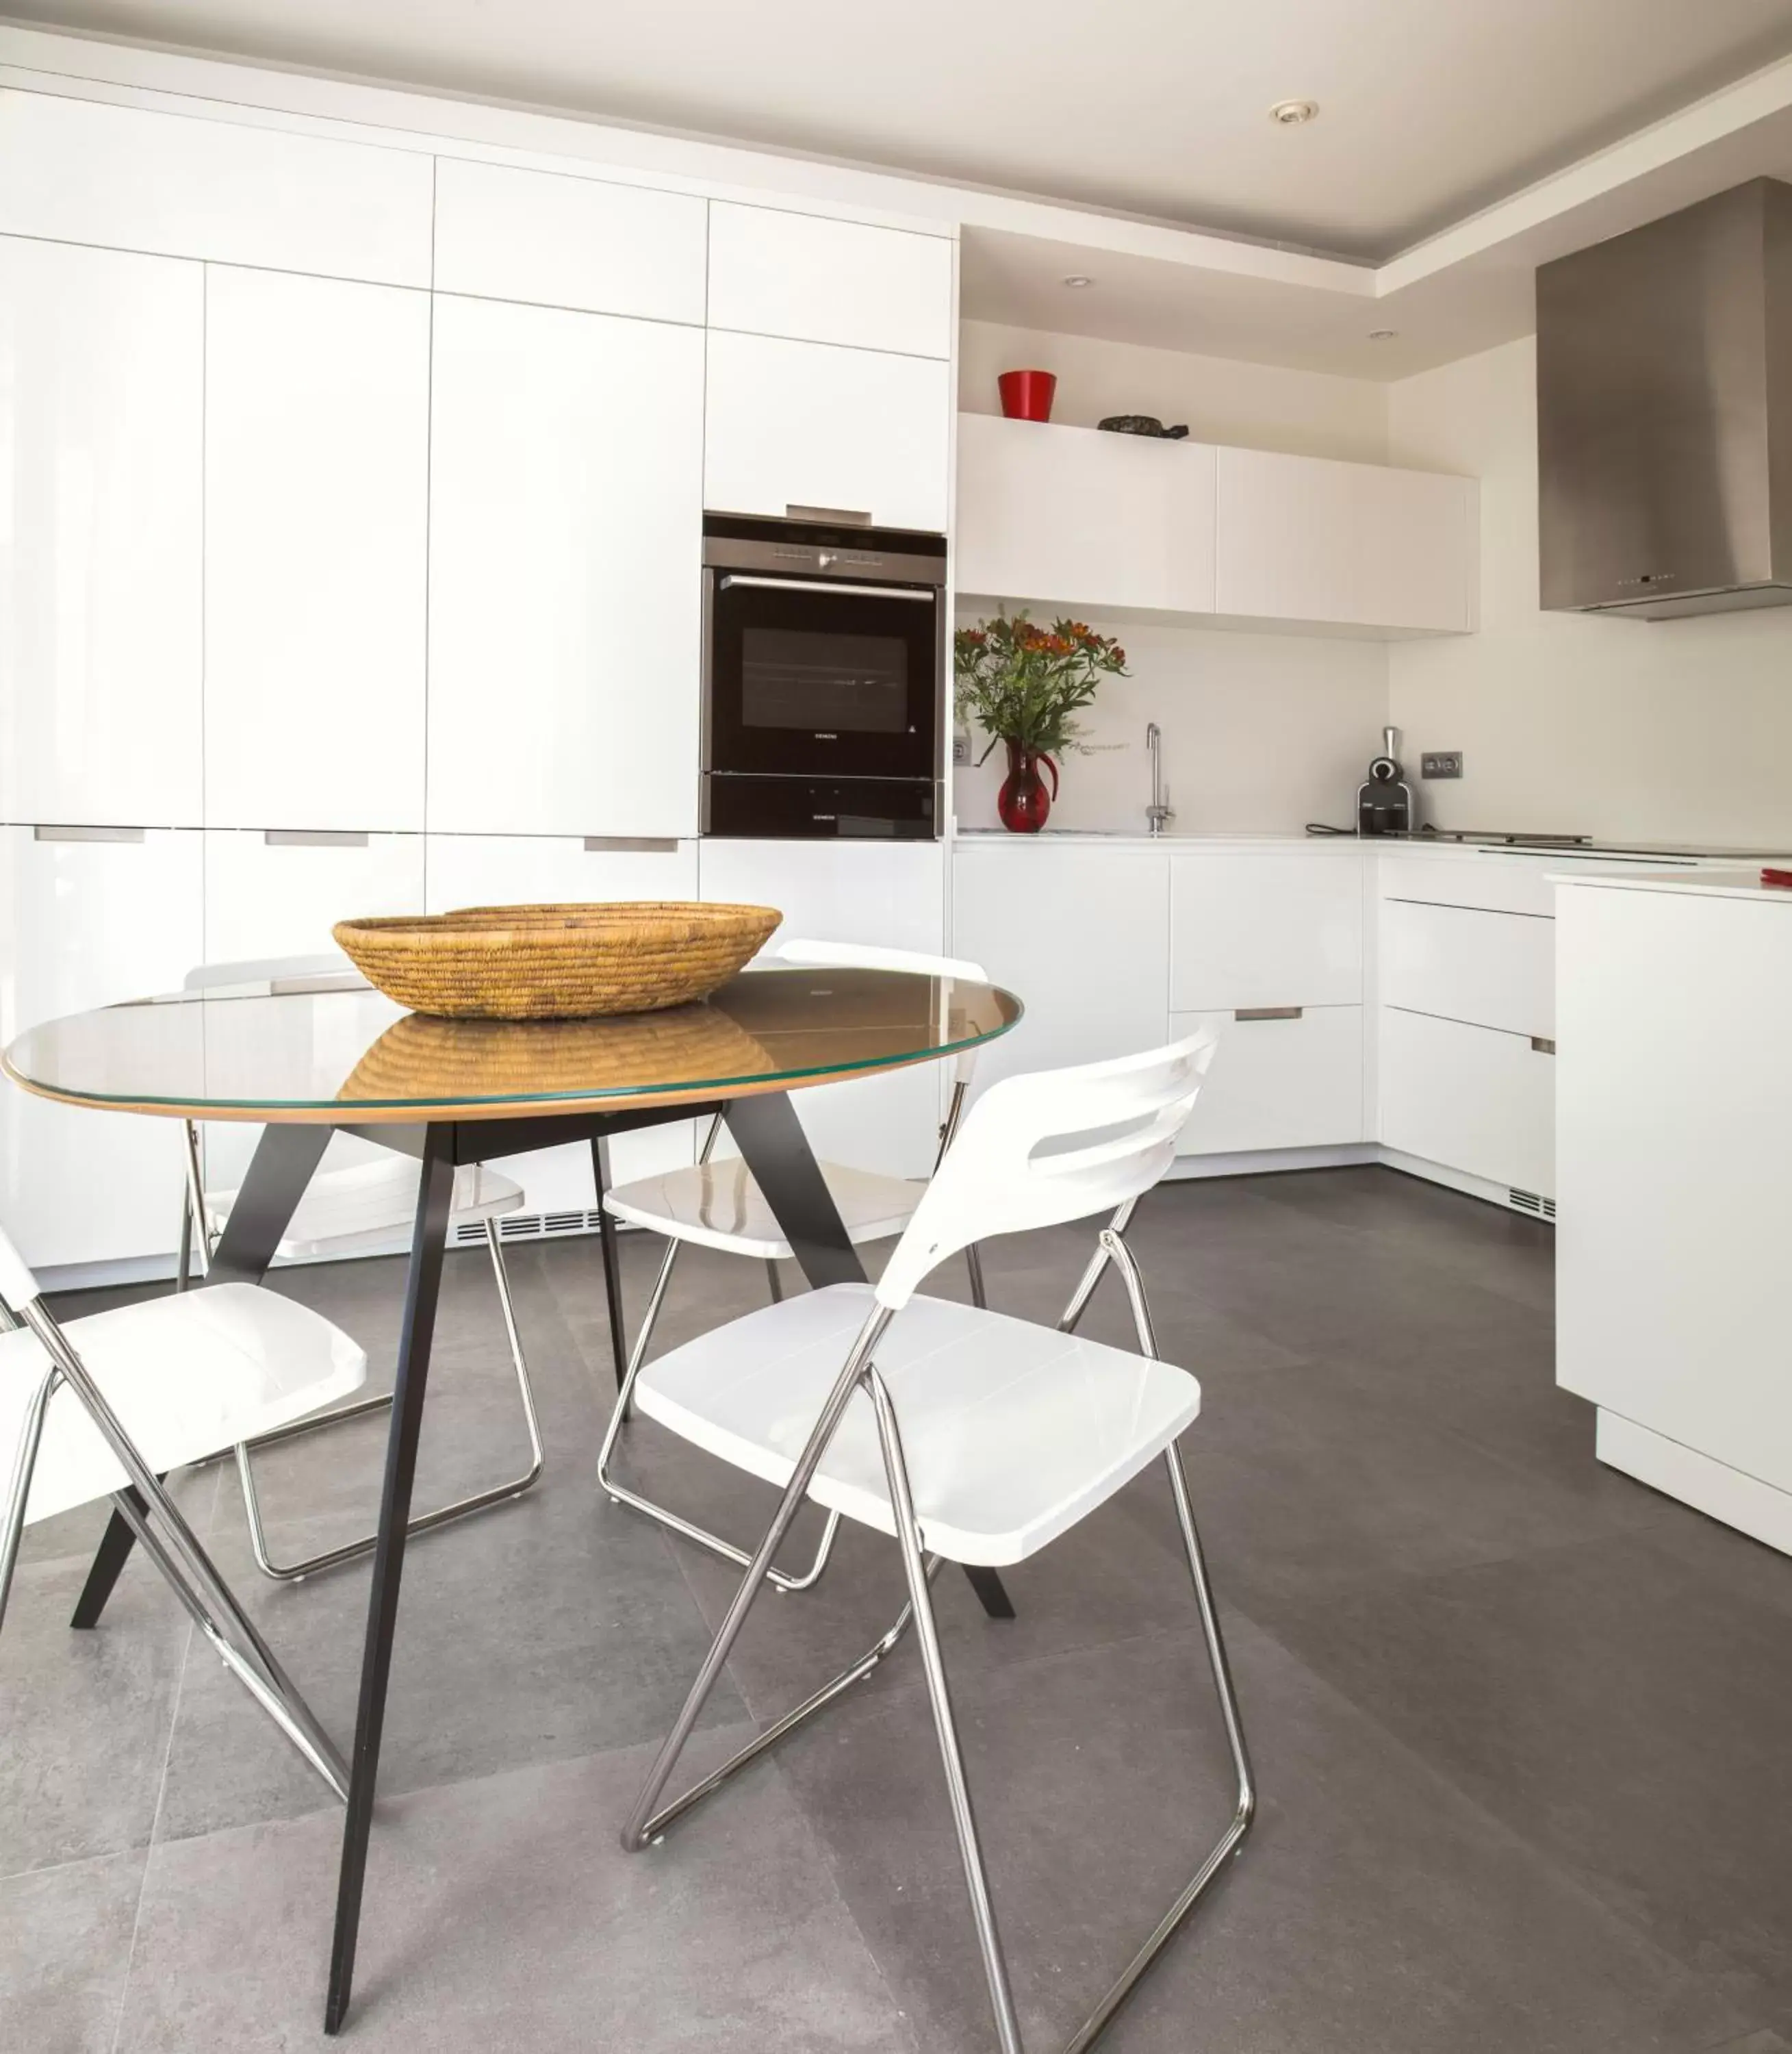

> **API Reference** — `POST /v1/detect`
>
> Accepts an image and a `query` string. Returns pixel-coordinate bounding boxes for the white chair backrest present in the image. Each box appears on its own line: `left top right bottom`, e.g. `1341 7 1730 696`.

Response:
774 939 993 1088
875 1030 1218 1310
0 1217 42 1313
183 952 354 994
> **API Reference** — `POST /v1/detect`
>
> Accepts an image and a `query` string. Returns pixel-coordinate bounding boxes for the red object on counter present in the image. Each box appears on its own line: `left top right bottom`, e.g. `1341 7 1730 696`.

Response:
998 369 1057 422
997 742 1058 832
1763 867 1792 887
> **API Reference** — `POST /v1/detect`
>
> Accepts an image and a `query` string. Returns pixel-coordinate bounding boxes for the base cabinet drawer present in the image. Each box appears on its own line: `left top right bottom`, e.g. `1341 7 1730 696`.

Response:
1173 1006 1364 1156
1170 852 1363 1012
1380 1005 1554 1197
1380 899 1553 1040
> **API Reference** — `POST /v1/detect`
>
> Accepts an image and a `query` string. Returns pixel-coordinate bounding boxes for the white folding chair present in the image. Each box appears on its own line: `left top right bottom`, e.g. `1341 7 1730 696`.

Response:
596 940 990 1593
177 954 543 1581
0 1219 358 1799
617 1031 1255 2054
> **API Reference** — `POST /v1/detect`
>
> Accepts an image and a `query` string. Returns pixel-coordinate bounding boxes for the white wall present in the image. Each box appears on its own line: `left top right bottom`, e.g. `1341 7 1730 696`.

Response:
1387 336 1792 850
959 319 1389 462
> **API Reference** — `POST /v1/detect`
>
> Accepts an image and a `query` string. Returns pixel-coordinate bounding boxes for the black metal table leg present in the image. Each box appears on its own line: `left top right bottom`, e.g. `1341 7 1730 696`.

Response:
69 1123 334 1631
726 1092 1016 1623
590 1137 630 1393
325 1123 457 2036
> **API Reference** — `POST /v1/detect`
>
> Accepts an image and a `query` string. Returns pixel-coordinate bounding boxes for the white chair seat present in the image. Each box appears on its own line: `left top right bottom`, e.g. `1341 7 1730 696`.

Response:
208 1159 524 1261
632 1283 1201 1567
1 1285 368 1525
604 1159 921 1261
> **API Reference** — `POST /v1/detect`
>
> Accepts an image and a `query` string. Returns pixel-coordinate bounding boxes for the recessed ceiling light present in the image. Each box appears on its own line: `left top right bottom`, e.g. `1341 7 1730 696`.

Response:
1062 275 1095 288
1268 98 1319 126
1368 329 1398 341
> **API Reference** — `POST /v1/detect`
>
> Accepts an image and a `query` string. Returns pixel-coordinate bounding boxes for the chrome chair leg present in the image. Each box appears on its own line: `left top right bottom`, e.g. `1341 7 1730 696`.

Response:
597 1226 843 1595
765 1257 784 1303
235 1217 545 1581
0 1360 60 1634
1056 1197 1139 1334
964 1241 988 1310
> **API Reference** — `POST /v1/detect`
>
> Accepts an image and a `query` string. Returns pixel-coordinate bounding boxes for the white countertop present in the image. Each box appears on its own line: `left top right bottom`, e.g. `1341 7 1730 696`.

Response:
1550 867 1792 903
951 831 1789 867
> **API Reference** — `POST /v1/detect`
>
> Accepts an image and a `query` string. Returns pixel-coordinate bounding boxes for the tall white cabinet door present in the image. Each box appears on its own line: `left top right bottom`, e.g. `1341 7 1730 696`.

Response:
956 415 1216 614
707 203 954 358
0 237 202 828
205 268 430 831
426 833 700 1200
433 157 706 322
0 828 202 1271
704 331 950 531
697 840 947 1179
428 296 704 837
950 844 1170 1097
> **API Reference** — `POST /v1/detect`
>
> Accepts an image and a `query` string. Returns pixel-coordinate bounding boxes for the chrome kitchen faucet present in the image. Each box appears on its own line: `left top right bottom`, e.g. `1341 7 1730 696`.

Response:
1146 722 1174 835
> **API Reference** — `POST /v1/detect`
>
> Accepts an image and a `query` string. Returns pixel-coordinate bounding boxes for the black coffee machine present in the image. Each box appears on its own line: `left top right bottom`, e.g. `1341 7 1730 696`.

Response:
1357 726 1413 836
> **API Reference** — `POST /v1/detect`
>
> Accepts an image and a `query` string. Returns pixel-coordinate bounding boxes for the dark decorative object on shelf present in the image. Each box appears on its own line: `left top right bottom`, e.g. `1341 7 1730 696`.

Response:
1098 414 1190 438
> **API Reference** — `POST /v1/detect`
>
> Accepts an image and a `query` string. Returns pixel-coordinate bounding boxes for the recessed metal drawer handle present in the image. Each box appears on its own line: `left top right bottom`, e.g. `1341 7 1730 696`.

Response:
786 503 871 525
584 836 679 854
1234 1006 1303 1022
32 824 146 844
264 829 370 848
1531 1035 1557 1054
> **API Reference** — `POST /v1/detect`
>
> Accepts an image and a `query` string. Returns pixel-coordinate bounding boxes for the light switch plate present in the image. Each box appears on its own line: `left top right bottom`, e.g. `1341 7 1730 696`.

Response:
1421 751 1463 779
952 733 971 766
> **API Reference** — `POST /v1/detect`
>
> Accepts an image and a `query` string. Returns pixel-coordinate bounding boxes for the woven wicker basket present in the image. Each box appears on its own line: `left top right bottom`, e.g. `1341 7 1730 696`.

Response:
332 902 780 1020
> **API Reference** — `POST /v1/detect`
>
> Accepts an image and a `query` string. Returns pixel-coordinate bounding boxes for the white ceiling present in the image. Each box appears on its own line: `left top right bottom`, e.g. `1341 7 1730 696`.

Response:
10 0 1792 261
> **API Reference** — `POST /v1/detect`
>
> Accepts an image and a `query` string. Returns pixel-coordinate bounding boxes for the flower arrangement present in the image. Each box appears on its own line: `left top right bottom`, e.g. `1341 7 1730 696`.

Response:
953 613 1129 831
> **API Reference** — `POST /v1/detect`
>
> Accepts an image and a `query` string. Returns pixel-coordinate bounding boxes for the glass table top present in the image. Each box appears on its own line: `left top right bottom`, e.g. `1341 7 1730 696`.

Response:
1 967 1022 1123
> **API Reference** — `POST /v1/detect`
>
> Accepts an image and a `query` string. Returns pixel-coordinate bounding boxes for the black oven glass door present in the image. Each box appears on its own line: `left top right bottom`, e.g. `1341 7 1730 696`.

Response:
708 574 938 780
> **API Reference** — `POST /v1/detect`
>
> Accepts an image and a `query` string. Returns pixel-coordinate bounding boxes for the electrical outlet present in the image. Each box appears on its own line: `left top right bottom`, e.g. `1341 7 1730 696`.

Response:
1421 751 1463 779
952 733 971 766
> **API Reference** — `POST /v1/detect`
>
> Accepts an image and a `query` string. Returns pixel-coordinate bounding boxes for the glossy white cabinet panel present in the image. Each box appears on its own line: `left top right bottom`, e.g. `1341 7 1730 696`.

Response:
950 844 1168 1097
1170 851 1362 1011
432 157 706 322
1355 461 1477 633
0 828 201 1269
426 833 700 1198
0 236 202 827
956 415 1216 615
1379 851 1561 918
427 296 704 837
699 839 946 1178
1379 1005 1554 1197
1380 899 1553 1041
1173 1005 1364 1155
706 203 953 358
704 330 950 531
204 268 429 831
0 90 433 285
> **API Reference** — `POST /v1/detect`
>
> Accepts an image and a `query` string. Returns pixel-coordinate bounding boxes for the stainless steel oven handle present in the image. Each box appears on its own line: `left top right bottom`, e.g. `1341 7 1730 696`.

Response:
717 575 936 603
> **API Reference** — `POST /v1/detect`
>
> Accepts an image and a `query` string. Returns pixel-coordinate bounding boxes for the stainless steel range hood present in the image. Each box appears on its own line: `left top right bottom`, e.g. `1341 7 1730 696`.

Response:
1537 178 1792 620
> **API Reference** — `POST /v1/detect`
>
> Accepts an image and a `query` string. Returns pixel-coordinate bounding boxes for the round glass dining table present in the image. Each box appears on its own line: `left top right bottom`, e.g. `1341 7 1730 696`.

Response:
2 961 1021 2032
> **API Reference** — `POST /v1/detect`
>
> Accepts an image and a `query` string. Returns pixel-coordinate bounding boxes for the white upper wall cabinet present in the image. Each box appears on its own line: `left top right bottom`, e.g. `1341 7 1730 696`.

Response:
706 203 953 358
427 294 704 837
705 330 950 531
0 236 203 827
956 415 1216 615
0 90 433 286
205 267 430 832
1214 446 1475 635
432 157 707 322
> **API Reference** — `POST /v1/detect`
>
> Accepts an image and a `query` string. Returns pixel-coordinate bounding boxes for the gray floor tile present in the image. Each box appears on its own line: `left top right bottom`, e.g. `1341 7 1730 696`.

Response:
114 1733 917 2053
0 1849 146 2054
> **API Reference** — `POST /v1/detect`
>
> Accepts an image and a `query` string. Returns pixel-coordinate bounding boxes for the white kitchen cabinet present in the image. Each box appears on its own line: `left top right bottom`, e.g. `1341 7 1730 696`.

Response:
1379 1006 1554 1198
426 834 701 1203
0 236 202 828
432 157 707 322
704 329 950 531
1170 850 1361 1011
1380 899 1554 1041
0 828 202 1270
0 88 433 286
956 415 1216 616
699 839 947 1178
706 202 954 359
1214 446 1474 635
1173 1006 1364 1156
950 844 1168 1098
204 268 430 831
427 295 704 837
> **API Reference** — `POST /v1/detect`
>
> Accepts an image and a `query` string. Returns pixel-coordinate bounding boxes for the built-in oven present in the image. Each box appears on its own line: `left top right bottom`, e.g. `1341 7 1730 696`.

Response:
702 513 945 838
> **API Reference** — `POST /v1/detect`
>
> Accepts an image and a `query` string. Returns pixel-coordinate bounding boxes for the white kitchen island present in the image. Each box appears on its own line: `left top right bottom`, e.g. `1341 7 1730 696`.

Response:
1555 868 1792 1554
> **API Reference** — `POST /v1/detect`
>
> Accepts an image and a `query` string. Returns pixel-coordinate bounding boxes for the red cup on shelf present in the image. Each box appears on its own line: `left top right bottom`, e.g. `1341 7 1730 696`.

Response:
998 369 1057 422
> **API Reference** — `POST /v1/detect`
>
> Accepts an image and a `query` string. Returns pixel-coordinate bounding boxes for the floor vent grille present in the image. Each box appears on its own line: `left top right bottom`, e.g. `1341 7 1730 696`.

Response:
1507 1188 1557 1221
452 1209 606 1247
